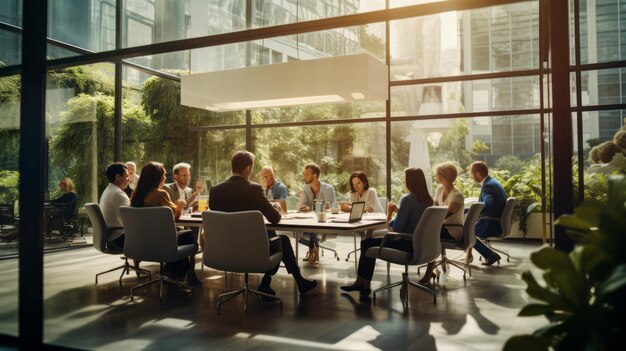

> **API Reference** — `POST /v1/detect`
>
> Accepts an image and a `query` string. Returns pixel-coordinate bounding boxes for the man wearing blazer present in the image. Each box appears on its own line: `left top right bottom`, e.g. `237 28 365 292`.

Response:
470 161 507 266
164 162 203 210
209 150 317 298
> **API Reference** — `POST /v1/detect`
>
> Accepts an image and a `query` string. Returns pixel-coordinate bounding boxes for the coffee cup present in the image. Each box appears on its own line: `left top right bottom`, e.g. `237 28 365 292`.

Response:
331 207 340 214
317 212 327 222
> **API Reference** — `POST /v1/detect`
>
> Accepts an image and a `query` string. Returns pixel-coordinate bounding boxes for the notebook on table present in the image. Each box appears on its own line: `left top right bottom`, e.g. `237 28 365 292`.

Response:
330 201 365 223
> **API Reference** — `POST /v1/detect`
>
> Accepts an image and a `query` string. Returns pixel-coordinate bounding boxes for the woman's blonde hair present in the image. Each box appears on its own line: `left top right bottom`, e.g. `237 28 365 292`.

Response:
435 162 458 183
60 177 76 193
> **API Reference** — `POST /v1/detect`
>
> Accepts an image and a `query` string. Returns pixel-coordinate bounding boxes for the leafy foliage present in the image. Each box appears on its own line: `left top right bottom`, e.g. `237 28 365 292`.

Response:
49 93 149 203
504 174 626 351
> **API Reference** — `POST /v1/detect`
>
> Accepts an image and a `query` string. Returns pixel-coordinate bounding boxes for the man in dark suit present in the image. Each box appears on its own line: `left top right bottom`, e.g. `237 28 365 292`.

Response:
470 161 507 266
209 150 317 297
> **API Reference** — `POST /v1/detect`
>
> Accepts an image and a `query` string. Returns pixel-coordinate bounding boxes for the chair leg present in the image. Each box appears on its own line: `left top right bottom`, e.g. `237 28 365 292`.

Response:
95 264 127 285
345 248 360 262
375 265 436 309
215 273 282 315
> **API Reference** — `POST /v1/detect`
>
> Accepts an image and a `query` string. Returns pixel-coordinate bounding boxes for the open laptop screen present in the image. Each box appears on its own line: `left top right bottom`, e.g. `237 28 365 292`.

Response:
348 201 366 222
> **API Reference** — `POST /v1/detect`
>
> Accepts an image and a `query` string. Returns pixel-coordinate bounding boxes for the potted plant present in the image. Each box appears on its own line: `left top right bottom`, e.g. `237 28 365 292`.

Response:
503 174 626 350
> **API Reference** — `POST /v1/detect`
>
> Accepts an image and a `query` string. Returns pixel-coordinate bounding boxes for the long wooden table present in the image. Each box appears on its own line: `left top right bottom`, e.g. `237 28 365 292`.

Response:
176 212 388 271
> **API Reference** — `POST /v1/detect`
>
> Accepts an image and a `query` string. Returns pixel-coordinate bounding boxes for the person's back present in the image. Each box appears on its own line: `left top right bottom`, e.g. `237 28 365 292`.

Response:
99 183 129 229
210 175 281 224
476 175 506 236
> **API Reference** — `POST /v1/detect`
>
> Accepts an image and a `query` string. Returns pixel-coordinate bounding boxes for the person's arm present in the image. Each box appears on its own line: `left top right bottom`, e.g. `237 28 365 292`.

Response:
276 183 288 213
446 201 463 219
325 185 337 208
297 186 310 211
391 196 412 233
158 190 184 220
363 189 377 213
340 193 355 212
255 184 281 224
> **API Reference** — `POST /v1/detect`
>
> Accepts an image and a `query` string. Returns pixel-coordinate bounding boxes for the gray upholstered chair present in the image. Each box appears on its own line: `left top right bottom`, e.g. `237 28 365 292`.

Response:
478 197 517 263
366 206 447 308
120 206 196 302
84 203 151 285
422 202 483 281
202 210 283 314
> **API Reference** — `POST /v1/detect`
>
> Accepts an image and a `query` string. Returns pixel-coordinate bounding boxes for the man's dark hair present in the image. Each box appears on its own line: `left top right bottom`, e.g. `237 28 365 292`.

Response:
231 150 255 173
305 163 321 177
105 162 127 183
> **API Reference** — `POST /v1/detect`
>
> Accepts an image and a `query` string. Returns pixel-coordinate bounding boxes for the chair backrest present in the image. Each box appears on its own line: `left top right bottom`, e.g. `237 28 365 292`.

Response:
377 197 388 213
409 206 448 265
499 197 517 238
120 206 180 262
202 210 274 273
462 202 484 248
84 203 109 254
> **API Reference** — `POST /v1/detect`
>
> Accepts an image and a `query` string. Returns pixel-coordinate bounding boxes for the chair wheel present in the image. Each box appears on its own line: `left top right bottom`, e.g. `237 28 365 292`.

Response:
345 258 350 262
506 257 510 262
336 257 340 261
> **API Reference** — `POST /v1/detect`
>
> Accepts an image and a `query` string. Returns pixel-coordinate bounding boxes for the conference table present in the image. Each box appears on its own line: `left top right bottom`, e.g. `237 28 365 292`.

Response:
176 211 388 271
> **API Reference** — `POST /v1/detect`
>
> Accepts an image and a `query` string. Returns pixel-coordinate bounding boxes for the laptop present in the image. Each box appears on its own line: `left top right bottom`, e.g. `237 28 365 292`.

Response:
331 201 365 223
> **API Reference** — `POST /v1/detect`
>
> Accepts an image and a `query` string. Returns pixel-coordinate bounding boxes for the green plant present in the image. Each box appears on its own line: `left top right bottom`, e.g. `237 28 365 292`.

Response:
502 154 546 235
504 174 626 351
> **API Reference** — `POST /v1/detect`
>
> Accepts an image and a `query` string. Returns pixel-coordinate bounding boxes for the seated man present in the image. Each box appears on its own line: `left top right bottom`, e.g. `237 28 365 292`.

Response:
260 165 288 213
469 161 507 266
209 151 317 297
297 163 336 264
99 162 130 250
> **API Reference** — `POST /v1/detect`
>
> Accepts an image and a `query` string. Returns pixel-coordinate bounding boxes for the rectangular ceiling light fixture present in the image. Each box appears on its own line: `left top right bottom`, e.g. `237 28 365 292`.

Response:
181 53 388 112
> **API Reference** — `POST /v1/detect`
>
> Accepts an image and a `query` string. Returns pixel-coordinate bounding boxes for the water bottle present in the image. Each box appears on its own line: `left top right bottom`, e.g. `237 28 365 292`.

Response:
314 199 323 214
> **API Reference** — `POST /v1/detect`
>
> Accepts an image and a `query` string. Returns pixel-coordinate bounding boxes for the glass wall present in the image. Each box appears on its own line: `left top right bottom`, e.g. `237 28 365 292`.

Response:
573 0 626 203
0 74 20 336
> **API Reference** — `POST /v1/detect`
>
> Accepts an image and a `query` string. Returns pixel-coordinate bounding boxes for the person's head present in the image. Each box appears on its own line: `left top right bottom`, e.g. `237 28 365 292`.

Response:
126 161 137 177
105 162 129 189
260 166 276 188
349 171 370 194
173 162 192 188
469 161 488 183
231 151 255 179
435 162 459 186
130 162 166 207
404 168 433 206
59 177 76 193
303 163 321 185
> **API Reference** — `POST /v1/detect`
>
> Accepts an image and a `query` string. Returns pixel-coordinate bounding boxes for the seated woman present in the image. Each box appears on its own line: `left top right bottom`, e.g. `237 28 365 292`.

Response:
129 162 201 285
50 177 78 220
429 162 465 268
341 168 434 298
340 171 384 213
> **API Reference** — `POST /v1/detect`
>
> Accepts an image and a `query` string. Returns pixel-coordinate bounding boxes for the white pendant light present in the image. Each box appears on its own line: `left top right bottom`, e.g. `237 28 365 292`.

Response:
181 53 388 112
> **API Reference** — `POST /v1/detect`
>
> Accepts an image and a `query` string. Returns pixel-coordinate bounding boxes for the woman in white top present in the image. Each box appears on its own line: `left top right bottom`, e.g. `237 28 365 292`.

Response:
433 162 465 242
340 171 384 213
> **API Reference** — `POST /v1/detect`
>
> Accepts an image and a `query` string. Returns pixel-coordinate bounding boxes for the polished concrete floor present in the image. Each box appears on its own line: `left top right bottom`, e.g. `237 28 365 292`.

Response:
0 237 547 350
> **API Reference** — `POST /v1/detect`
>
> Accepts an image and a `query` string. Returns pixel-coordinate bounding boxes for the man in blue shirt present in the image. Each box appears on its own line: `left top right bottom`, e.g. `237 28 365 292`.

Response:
260 165 288 213
470 161 507 266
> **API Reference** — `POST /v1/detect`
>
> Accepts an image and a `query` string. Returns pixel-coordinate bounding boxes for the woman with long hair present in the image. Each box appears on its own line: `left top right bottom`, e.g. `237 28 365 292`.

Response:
341 168 434 299
130 162 201 285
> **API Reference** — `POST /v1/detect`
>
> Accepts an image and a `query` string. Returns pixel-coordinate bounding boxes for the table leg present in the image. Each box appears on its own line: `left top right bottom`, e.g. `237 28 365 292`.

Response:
353 232 358 273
